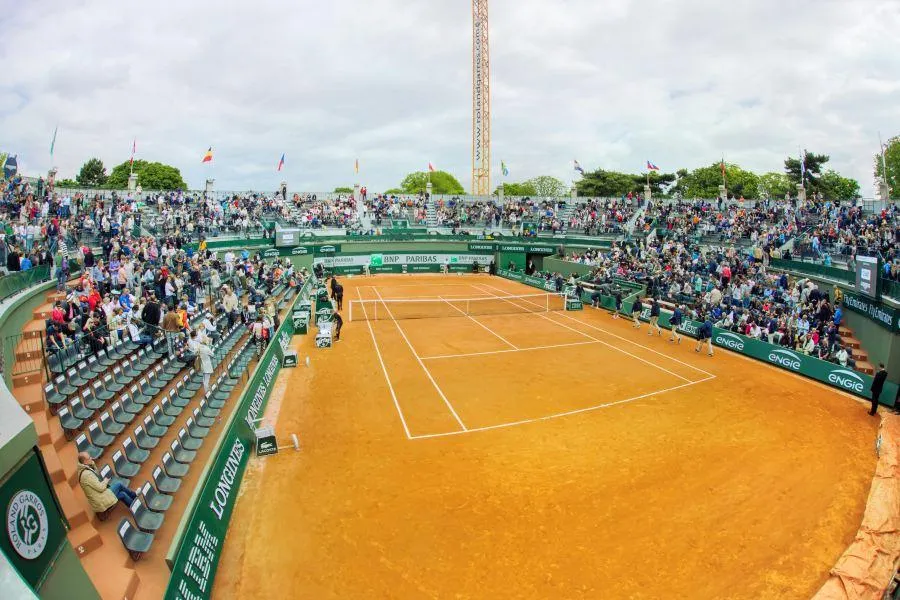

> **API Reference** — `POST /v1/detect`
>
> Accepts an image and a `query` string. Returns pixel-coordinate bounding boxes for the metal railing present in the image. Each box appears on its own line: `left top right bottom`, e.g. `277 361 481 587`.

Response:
0 266 52 301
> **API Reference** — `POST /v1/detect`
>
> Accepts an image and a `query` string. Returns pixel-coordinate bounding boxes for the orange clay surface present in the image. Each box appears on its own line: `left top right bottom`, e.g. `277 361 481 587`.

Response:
213 274 879 599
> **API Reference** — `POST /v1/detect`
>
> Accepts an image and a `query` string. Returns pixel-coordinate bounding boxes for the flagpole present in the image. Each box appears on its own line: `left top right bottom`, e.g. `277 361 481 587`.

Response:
879 132 889 189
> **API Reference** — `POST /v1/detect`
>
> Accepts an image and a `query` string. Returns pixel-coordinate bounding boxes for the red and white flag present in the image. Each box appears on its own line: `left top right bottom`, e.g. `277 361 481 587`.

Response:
427 162 436 172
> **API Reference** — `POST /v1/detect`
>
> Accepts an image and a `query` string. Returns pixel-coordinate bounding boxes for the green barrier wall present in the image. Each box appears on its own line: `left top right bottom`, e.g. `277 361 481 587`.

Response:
164 280 314 600
493 270 898 407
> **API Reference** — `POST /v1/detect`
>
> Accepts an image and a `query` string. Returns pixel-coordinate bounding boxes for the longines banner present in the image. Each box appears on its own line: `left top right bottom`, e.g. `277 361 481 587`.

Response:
0 451 67 590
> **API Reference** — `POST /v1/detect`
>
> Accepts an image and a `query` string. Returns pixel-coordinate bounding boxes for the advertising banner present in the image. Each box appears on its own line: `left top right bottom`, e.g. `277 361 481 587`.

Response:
0 451 68 591
843 291 898 332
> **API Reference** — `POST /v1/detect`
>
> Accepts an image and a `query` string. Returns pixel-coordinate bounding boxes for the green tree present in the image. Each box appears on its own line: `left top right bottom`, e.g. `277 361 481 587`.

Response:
758 172 793 199
526 175 567 197
75 157 108 187
333 186 353 193
384 188 403 195
875 135 900 198
495 181 537 196
56 178 79 188
399 171 465 195
577 169 675 197
679 162 759 199
106 159 187 190
817 170 860 200
784 151 829 189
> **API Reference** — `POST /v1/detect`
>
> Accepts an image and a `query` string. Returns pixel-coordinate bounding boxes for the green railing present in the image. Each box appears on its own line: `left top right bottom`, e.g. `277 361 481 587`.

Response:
0 266 52 301
768 258 856 284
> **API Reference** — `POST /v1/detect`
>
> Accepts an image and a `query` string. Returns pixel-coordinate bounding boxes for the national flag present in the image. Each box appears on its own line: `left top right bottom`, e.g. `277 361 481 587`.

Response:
130 138 137 168
50 126 58 156
355 158 359 174
800 149 807 181
501 161 509 177
428 162 435 172
720 158 727 179
202 147 213 163
277 153 285 172
574 160 584 175
646 161 659 171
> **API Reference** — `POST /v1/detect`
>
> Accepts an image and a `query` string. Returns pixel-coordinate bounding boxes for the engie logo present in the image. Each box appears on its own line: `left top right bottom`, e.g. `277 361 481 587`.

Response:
715 332 745 351
768 349 801 371
319 245 336 253
828 369 866 393
291 247 308 255
263 249 279 258
7 490 49 560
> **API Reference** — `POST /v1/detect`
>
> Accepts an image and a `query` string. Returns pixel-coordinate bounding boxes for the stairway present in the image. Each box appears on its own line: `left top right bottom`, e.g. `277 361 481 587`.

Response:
838 324 874 374
10 285 140 600
557 203 575 234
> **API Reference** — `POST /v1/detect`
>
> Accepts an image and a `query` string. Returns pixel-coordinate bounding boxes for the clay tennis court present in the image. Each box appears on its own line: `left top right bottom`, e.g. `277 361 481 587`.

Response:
214 274 879 599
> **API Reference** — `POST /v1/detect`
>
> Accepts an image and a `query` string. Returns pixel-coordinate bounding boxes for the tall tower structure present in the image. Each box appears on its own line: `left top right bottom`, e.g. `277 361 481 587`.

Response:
472 0 491 196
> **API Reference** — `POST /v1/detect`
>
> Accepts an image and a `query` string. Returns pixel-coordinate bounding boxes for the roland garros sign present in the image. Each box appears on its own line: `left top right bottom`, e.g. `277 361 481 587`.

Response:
7 490 49 559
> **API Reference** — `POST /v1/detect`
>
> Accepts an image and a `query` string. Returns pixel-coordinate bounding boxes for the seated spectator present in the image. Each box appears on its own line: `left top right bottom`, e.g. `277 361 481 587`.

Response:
76 452 137 513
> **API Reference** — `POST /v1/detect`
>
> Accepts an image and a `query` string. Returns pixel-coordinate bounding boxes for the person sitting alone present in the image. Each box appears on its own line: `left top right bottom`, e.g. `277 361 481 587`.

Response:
76 452 137 515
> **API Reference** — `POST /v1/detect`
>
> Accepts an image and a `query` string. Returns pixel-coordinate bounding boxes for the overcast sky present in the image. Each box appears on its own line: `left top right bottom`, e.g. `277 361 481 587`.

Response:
1 0 897 194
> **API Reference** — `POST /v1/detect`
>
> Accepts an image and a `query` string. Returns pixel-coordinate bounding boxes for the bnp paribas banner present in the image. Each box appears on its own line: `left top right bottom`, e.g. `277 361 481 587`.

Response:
314 253 494 274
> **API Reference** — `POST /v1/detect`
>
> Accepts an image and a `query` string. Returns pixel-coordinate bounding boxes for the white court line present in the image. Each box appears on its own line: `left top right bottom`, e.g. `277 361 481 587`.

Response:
562 306 715 379
409 376 715 440
422 340 600 360
371 287 468 431
367 293 495 299
471 283 693 384
437 296 518 350
354 288 412 439
364 283 482 288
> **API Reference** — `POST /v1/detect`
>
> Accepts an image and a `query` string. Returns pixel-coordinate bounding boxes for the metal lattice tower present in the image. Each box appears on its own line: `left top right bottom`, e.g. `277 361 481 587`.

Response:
472 0 491 196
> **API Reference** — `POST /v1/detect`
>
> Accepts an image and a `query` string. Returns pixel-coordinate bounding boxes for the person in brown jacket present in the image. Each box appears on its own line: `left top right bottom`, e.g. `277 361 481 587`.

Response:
76 453 136 514
162 306 182 358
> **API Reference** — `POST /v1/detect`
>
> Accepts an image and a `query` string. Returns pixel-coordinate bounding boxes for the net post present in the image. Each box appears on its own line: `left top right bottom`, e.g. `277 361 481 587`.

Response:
466 299 470 315
374 299 378 321
349 300 353 322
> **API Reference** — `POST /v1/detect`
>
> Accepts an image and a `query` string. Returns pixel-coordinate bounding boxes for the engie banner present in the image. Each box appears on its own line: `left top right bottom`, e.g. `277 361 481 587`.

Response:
164 282 309 600
495 270 898 407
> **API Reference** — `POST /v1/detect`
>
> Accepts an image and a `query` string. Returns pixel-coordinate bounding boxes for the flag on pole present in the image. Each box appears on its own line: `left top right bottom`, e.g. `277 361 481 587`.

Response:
800 149 806 182
50 126 58 156
720 158 727 180
501 161 509 177
202 147 214 163
355 158 359 174
130 139 137 169
277 153 285 172
574 160 584 175
428 162 436 172
646 161 659 171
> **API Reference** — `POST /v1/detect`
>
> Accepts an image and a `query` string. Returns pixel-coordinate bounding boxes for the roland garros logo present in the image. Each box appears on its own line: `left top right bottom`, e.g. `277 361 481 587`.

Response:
768 348 801 371
828 369 866 393
714 332 745 351
7 490 49 560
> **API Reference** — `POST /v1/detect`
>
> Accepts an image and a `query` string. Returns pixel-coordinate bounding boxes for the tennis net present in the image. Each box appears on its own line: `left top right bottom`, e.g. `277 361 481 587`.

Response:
349 293 566 322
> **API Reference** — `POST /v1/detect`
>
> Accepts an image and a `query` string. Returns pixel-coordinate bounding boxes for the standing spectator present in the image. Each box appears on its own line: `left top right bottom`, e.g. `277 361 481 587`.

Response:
869 363 888 416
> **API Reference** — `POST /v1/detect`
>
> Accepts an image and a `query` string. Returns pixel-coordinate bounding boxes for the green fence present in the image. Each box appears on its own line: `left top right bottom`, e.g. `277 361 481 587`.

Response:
494 270 898 407
0 266 51 301
164 279 314 600
769 258 856 284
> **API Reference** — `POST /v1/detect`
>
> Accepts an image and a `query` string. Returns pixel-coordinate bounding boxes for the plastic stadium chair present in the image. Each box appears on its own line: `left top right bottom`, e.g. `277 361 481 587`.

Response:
117 518 154 561
86 355 106 375
93 379 115 403
80 387 104 411
129 497 164 533
162 452 188 478
120 392 143 416
177 427 202 452
99 410 124 435
134 425 160 451
123 437 150 465
152 465 181 494
112 449 140 479
161 393 182 418
57 407 83 439
103 371 125 394
111 401 136 426
186 416 209 440
88 421 114 449
96 348 116 368
75 432 102 459
142 414 166 440
140 482 173 513
70 398 94 421
152 404 175 428
67 364 88 388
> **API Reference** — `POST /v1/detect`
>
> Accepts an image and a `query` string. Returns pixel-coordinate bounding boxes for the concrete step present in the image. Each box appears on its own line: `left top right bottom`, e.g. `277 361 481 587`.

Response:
80 540 140 600
14 382 44 414
22 320 45 339
50 412 69 451
12 370 44 391
58 443 81 488
33 302 53 321
32 409 51 446
851 348 868 362
843 337 861 350
68 521 103 558
856 361 875 375
38 443 66 484
838 326 854 337
53 479 90 529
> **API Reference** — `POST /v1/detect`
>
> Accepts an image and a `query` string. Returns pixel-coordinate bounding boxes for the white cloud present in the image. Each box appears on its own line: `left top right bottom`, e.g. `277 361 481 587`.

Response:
1 0 897 194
